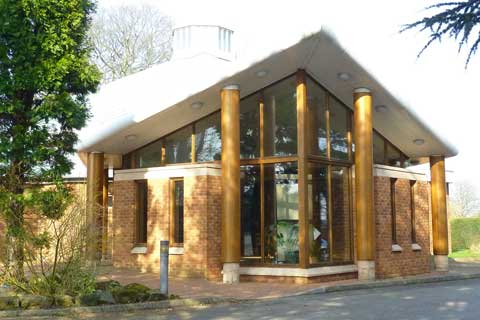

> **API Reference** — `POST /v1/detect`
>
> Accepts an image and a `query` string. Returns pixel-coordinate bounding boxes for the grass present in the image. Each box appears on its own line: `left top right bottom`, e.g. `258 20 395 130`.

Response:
449 249 480 259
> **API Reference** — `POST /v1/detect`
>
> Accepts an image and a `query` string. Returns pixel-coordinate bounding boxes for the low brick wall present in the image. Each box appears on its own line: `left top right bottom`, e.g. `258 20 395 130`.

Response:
374 177 431 278
112 175 222 280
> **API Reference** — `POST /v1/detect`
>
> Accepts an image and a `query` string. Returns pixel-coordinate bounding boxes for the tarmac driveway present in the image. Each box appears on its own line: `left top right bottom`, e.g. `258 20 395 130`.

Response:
21 278 480 320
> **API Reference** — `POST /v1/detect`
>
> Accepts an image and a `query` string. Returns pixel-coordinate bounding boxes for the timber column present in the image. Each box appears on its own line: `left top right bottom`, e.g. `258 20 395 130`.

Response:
353 88 376 280
430 155 449 271
221 84 241 284
86 152 105 262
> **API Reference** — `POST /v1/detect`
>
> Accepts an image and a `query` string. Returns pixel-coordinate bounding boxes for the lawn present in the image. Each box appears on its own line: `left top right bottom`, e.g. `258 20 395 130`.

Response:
449 249 480 259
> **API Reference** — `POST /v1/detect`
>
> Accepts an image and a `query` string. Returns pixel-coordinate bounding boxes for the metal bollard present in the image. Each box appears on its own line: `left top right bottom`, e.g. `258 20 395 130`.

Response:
160 240 169 295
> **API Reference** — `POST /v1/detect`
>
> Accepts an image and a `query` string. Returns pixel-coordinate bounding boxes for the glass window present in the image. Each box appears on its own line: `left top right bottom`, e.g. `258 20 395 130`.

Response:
390 178 397 244
264 162 299 264
135 180 148 244
122 153 133 169
329 97 350 160
308 163 330 264
165 126 192 164
331 166 352 263
240 165 261 263
240 94 260 159
263 76 297 157
195 112 221 162
386 143 402 167
171 179 184 244
373 131 386 165
307 78 328 157
135 140 163 168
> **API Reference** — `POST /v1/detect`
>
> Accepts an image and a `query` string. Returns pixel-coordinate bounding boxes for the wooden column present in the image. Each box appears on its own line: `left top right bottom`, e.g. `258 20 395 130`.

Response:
221 85 241 283
101 168 109 260
296 69 309 268
430 155 449 271
353 88 375 280
86 152 105 262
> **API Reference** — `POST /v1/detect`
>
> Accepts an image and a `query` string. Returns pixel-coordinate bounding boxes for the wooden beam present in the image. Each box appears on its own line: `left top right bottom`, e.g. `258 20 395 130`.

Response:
430 155 448 255
221 85 241 264
353 88 375 279
86 152 105 262
296 69 309 268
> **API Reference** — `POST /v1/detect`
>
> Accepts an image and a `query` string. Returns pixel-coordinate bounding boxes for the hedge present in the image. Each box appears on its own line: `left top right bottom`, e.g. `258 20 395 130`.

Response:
451 217 480 252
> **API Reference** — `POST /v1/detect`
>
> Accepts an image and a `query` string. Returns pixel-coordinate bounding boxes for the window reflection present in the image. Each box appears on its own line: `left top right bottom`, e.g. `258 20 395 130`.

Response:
331 166 352 263
330 98 349 160
264 162 299 264
373 131 385 165
307 79 328 157
263 77 297 157
136 140 163 168
240 94 260 159
195 113 221 162
165 126 192 164
240 165 261 263
308 164 329 264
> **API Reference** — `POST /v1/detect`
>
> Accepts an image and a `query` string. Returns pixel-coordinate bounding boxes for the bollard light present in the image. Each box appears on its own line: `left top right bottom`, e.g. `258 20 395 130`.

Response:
160 240 169 295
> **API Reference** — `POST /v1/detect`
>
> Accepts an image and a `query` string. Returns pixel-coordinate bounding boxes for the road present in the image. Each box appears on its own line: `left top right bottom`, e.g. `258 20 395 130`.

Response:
23 278 480 320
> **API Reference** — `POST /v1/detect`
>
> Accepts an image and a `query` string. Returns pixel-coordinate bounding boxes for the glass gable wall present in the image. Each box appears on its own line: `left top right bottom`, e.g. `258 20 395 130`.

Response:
121 70 409 269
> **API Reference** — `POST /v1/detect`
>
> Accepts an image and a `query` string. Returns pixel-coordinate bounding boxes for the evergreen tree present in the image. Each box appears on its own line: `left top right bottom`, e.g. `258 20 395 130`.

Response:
402 1 480 66
0 0 100 277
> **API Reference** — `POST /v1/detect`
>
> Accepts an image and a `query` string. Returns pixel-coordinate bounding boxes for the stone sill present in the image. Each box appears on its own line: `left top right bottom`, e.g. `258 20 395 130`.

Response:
169 247 184 255
412 243 422 251
239 264 357 277
391 244 403 252
131 246 147 254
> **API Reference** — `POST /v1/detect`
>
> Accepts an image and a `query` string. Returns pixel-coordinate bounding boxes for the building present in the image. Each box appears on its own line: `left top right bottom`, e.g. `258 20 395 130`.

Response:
77 25 457 283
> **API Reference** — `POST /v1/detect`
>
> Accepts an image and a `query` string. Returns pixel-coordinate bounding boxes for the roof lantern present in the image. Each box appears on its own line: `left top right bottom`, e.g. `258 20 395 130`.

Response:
172 25 235 61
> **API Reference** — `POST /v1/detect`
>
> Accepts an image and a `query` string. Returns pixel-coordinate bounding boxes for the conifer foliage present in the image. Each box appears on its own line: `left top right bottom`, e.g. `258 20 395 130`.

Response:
402 1 480 66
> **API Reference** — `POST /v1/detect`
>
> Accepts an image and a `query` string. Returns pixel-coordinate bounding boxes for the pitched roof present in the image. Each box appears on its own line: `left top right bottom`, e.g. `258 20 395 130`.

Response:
77 26 458 164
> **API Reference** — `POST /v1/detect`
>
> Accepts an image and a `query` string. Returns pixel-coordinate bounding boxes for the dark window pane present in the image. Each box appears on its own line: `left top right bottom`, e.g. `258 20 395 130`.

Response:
240 165 261 263
136 180 148 243
386 143 402 167
264 76 297 157
165 126 192 164
373 131 386 165
122 153 133 169
330 98 350 160
136 140 163 168
331 166 352 263
173 180 184 244
264 162 299 264
240 94 260 159
308 163 330 264
307 78 328 156
195 112 221 162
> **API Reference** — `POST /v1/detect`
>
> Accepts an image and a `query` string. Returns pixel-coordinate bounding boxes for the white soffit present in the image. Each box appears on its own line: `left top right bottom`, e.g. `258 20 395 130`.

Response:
77 26 457 160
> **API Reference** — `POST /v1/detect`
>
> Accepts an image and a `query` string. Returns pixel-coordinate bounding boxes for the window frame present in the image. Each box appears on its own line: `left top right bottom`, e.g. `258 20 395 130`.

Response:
169 177 185 247
410 180 417 244
390 178 398 244
135 180 148 246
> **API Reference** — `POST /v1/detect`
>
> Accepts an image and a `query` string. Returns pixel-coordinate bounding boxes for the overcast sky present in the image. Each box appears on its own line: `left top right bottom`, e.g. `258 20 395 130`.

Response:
98 0 480 192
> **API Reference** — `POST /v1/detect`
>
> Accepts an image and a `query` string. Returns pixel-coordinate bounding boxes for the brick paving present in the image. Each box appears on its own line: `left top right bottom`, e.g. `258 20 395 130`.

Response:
96 260 480 300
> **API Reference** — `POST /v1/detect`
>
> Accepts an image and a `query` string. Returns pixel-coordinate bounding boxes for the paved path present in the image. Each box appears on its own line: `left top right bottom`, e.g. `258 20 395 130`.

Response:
21 278 480 320
94 260 480 300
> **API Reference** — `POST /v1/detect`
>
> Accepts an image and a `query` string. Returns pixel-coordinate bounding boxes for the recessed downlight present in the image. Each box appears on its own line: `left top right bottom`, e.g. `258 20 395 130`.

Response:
337 72 351 81
375 105 387 113
125 134 137 141
256 70 268 78
190 101 204 109
413 138 425 146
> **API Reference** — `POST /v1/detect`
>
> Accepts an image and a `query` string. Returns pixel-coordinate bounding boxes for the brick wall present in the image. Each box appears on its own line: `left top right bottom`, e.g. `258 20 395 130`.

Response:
111 174 222 280
374 176 431 278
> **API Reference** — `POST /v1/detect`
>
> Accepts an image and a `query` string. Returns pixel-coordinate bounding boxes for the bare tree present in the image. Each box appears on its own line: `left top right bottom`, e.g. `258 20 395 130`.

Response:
89 5 173 83
450 180 480 217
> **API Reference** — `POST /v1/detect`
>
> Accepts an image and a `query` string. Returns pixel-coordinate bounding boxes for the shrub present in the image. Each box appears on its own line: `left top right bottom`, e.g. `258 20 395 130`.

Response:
0 192 97 305
450 217 480 252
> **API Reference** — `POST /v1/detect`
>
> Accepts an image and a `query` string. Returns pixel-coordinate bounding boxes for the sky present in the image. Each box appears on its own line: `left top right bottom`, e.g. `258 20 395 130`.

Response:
97 0 480 194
